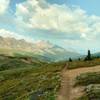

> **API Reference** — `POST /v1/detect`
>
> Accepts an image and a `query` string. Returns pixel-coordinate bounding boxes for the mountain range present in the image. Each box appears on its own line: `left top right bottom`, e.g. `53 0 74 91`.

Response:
0 36 81 62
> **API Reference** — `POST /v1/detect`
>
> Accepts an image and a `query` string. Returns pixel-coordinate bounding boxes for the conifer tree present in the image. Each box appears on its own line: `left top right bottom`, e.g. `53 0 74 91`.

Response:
87 50 91 60
84 50 92 61
69 58 72 62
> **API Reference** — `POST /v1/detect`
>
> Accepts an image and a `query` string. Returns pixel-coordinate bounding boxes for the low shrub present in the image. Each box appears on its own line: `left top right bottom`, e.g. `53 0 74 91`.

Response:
75 72 100 86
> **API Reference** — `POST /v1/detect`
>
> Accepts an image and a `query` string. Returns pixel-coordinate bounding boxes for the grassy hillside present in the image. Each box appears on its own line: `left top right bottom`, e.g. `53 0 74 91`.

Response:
0 55 65 100
67 58 100 69
0 54 46 71
0 48 52 62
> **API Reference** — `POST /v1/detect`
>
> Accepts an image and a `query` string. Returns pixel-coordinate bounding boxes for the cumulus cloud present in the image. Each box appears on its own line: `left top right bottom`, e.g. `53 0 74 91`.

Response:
0 28 23 38
0 0 10 15
15 0 100 41
0 29 34 42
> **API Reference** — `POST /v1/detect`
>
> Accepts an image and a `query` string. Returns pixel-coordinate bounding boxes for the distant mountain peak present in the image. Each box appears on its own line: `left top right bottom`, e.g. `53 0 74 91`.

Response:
34 40 53 48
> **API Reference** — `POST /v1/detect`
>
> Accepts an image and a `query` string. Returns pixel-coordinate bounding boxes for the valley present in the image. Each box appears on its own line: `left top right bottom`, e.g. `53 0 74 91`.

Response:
0 36 81 62
0 37 100 100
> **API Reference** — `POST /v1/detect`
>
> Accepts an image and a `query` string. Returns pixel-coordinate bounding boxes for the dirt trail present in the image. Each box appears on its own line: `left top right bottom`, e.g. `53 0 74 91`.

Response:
57 65 100 100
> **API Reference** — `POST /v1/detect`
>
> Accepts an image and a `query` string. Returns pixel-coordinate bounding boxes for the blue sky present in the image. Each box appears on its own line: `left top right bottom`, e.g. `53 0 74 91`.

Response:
67 0 100 16
9 0 26 13
48 0 100 15
0 0 100 54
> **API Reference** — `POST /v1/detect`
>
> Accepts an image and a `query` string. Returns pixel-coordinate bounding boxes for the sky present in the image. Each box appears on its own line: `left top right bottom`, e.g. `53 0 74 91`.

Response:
0 0 100 54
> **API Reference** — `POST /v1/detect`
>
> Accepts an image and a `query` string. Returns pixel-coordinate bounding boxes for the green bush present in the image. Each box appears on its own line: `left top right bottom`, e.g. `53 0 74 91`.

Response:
84 84 100 99
77 86 100 100
75 72 100 86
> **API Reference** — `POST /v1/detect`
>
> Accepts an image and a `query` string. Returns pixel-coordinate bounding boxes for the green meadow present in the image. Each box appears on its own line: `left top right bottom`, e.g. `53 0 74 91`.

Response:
0 54 65 100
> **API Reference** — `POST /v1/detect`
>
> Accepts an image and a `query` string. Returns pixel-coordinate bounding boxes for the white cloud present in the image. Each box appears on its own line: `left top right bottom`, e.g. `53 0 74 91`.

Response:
0 0 10 15
15 0 100 41
0 28 34 42
0 29 21 38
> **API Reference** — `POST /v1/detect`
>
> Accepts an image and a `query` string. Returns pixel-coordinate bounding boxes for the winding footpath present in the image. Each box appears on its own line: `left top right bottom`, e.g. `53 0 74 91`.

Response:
57 65 100 100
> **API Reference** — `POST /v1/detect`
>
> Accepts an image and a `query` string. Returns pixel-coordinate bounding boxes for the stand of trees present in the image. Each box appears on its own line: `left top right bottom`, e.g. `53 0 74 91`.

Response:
68 50 92 62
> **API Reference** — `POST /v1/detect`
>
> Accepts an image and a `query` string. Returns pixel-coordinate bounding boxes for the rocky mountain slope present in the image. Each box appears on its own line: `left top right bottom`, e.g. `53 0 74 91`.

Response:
0 36 81 61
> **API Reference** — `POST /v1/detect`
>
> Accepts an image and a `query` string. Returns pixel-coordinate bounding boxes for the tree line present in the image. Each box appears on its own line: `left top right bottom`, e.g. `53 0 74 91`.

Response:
69 50 92 62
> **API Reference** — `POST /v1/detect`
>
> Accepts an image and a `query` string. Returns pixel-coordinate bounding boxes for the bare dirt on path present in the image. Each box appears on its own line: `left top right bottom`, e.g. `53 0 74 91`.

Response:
57 65 100 100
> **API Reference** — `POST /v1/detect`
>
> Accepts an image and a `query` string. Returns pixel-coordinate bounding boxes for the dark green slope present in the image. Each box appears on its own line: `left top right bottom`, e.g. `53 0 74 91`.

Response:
0 54 65 100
